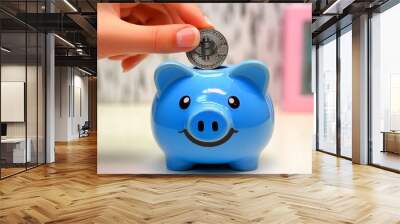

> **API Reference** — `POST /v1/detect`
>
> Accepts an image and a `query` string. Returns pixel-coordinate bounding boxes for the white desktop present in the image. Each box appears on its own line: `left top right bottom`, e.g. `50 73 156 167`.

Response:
1 127 32 164
1 138 32 163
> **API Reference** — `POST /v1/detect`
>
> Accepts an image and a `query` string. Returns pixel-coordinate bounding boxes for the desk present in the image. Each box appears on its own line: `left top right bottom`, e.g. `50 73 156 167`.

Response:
1 138 31 163
382 131 400 154
98 104 313 174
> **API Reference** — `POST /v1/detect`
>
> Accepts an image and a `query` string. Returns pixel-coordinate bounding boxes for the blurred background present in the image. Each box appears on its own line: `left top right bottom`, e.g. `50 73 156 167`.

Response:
98 3 312 110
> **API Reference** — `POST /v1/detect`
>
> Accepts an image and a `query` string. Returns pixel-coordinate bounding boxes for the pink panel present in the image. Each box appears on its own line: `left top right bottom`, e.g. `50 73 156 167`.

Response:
281 4 313 113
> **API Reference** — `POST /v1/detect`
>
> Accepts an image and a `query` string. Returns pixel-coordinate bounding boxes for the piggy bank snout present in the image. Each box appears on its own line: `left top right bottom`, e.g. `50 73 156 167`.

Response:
187 109 231 143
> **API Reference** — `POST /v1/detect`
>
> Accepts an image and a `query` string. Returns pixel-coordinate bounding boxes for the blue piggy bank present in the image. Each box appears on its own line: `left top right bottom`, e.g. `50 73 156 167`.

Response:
151 60 274 171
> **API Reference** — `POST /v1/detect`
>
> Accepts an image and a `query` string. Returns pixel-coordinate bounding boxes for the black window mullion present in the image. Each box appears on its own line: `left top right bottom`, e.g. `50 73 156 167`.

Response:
336 25 341 157
0 19 2 179
316 44 319 150
36 0 39 168
367 11 373 165
25 0 28 171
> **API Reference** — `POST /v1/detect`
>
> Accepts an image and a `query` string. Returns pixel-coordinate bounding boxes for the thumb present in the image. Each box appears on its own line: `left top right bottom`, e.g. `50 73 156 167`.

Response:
104 21 200 56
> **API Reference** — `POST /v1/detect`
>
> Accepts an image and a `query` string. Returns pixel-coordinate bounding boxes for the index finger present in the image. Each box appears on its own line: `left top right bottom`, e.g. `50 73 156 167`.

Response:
166 3 213 29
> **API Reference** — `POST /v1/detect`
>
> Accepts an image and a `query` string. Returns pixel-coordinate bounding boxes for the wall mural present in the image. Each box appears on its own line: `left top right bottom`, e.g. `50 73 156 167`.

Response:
97 3 313 174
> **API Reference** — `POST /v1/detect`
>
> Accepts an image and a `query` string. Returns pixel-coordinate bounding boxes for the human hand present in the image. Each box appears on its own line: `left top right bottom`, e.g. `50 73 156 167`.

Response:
97 3 213 71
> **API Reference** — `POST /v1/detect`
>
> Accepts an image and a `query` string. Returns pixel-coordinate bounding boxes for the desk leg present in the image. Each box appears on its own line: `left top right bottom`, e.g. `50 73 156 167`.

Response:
382 133 386 153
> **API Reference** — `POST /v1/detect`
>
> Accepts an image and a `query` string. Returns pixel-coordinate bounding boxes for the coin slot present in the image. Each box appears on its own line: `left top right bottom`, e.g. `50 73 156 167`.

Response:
214 66 227 69
193 65 227 70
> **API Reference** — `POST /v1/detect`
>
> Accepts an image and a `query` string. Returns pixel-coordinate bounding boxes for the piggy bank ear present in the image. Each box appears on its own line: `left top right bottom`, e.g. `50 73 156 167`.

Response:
229 60 269 94
155 61 193 92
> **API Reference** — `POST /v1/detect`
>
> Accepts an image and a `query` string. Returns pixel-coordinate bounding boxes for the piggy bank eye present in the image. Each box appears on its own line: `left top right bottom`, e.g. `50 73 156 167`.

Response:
179 96 190 109
228 96 240 109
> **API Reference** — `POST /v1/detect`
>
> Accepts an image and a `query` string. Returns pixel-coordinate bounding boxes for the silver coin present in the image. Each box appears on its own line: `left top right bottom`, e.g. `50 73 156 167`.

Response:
186 29 228 69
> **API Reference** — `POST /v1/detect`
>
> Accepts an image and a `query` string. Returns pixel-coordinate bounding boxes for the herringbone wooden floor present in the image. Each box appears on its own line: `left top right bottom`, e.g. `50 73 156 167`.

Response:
1 135 400 224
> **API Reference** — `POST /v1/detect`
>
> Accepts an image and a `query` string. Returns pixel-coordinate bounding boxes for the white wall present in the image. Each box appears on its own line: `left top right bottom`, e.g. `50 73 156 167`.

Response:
1 65 37 138
1 65 26 127
55 67 70 141
1 66 26 141
55 67 89 141
1 64 46 164
71 73 89 138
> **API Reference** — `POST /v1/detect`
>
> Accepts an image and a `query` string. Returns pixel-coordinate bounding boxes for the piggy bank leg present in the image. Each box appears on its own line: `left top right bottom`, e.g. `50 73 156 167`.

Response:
229 157 259 171
166 157 194 171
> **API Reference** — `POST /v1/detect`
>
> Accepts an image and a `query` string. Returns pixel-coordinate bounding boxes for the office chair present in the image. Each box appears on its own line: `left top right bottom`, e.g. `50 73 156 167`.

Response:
79 121 90 138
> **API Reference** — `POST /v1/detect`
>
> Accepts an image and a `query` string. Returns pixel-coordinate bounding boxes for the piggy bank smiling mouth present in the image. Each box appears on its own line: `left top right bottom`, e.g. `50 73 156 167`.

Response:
178 128 239 148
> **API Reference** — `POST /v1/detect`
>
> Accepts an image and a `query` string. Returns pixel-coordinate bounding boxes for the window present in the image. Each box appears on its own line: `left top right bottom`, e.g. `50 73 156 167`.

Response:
370 3 400 171
339 28 352 158
317 36 337 154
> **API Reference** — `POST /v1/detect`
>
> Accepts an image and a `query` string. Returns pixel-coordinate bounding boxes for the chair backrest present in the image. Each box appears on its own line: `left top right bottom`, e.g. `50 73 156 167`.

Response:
82 121 90 129
1 123 7 137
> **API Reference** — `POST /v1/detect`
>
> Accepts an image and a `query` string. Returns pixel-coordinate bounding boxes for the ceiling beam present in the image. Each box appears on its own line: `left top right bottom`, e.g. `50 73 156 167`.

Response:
323 0 356 14
67 13 97 39
55 55 96 72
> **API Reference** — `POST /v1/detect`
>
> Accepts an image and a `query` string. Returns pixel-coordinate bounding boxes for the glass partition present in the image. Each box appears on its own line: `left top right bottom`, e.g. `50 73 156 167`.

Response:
26 0 44 169
0 1 46 179
27 30 38 169
1 30 28 177
38 32 45 165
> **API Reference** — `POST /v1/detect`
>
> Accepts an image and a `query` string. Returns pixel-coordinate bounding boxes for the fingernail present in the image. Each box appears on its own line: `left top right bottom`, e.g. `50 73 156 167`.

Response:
176 27 199 48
